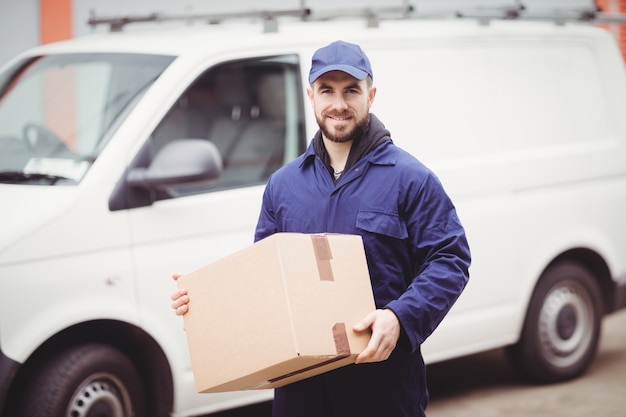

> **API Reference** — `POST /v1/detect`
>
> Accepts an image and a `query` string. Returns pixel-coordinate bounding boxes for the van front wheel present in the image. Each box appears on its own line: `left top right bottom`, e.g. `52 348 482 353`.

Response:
507 261 603 383
18 343 146 417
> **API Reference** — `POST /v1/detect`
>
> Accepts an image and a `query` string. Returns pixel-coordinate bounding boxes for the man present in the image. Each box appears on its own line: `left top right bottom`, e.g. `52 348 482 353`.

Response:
172 40 471 417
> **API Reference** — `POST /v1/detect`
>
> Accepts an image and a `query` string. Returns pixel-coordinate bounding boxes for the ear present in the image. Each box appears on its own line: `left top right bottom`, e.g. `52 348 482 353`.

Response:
306 86 314 105
368 86 377 107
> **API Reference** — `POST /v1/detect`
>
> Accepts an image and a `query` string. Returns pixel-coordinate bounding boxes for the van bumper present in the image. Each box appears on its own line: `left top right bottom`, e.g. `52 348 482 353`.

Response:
0 346 20 415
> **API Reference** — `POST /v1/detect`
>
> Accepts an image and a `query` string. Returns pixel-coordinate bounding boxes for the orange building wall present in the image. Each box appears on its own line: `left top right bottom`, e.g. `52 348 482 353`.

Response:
40 0 72 44
618 0 626 60
596 0 626 62
40 0 75 148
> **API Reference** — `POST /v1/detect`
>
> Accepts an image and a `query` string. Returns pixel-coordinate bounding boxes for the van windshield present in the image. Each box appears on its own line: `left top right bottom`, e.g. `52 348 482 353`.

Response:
0 52 174 184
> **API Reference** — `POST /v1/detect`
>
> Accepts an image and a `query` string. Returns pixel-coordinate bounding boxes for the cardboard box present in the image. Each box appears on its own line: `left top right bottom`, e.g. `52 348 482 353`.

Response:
177 233 376 393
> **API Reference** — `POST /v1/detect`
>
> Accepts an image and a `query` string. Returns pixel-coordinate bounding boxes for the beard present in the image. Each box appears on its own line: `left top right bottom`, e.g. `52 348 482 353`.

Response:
317 110 370 143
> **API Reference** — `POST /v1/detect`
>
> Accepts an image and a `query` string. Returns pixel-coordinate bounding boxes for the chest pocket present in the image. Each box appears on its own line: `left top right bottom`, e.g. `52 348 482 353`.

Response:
356 210 408 240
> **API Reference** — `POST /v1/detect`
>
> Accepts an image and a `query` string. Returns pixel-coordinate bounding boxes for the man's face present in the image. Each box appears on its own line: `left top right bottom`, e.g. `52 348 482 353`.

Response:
307 71 376 143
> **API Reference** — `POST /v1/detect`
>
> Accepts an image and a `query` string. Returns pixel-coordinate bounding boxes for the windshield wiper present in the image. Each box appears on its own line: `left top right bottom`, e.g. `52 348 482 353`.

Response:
0 171 74 185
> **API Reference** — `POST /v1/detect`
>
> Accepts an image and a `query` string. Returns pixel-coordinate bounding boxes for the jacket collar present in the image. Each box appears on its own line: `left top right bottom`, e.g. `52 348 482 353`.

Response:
300 136 396 169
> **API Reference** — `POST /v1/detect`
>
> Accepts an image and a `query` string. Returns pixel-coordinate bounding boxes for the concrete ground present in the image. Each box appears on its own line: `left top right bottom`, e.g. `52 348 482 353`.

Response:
426 309 626 417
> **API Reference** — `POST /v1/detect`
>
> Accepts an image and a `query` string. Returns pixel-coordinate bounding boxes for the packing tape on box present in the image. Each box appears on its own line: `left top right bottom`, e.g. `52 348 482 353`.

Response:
311 234 334 281
332 322 351 356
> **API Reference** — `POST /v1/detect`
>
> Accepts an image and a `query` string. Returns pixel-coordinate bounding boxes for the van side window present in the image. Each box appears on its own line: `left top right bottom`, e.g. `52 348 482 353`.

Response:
149 55 305 197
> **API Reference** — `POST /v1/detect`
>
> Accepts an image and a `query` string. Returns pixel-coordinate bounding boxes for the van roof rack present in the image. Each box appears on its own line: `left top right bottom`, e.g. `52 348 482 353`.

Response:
87 5 414 33
455 3 626 26
88 3 626 33
307 5 414 28
87 8 312 33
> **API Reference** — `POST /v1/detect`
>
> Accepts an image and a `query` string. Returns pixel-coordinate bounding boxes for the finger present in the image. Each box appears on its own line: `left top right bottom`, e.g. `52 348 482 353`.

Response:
357 340 394 363
355 347 373 364
170 288 187 301
355 345 378 363
175 304 188 316
171 293 189 314
171 294 187 308
353 311 375 333
355 329 384 363
172 273 182 281
353 311 378 363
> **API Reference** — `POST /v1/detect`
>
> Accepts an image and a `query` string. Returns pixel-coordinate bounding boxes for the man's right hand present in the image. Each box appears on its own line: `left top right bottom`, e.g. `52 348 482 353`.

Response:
171 274 189 316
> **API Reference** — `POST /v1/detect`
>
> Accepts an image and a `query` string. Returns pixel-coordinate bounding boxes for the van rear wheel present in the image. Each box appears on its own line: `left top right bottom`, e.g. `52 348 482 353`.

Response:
18 343 146 417
507 261 603 383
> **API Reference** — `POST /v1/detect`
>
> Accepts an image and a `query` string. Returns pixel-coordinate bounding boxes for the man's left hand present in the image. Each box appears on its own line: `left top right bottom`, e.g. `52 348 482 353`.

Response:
353 309 400 363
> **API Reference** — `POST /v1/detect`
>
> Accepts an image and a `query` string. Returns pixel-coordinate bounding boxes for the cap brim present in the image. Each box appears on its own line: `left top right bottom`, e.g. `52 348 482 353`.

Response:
309 64 369 84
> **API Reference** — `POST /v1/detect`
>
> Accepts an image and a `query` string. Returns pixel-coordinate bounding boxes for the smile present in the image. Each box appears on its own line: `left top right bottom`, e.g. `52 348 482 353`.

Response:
328 115 351 121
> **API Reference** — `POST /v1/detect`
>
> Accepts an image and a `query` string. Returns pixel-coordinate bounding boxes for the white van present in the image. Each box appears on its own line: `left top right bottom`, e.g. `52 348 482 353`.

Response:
1 10 625 417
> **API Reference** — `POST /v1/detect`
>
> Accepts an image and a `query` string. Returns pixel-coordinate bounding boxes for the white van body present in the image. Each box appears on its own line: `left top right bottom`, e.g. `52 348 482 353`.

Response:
0 15 625 417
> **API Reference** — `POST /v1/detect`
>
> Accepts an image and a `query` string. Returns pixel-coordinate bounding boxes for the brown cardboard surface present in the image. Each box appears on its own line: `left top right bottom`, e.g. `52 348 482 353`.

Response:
177 233 375 393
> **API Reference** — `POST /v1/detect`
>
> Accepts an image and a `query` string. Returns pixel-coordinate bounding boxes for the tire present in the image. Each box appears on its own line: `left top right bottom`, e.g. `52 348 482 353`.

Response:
18 343 147 417
507 261 603 383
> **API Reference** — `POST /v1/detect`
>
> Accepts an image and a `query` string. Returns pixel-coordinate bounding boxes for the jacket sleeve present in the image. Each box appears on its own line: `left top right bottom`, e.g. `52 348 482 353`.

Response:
385 172 471 351
254 177 278 243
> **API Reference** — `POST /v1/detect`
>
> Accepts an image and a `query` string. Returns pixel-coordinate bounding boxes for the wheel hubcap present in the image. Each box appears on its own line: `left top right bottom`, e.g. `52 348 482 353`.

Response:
67 373 130 417
556 304 577 340
538 281 593 367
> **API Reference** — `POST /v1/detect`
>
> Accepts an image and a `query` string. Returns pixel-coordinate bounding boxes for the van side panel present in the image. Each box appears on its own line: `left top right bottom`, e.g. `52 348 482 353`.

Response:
360 28 626 363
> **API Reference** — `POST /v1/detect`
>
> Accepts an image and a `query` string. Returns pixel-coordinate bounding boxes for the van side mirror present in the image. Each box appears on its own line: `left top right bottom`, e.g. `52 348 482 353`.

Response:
127 139 223 190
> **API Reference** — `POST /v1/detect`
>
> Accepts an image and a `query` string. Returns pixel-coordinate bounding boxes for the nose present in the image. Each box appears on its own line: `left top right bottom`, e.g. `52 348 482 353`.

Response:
331 94 348 111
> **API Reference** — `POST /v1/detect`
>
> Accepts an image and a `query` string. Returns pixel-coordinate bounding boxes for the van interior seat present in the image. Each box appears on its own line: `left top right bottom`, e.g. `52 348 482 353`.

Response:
206 70 254 163
150 83 223 156
211 70 286 186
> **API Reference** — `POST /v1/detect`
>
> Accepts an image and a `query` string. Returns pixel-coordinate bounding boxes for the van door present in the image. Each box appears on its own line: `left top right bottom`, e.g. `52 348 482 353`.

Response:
112 54 306 409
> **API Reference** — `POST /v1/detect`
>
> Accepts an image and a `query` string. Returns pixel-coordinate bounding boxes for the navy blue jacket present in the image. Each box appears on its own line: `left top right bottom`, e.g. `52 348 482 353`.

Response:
255 114 471 417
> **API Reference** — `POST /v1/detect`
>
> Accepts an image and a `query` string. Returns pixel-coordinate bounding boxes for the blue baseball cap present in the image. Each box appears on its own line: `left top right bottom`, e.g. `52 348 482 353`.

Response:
308 40 373 84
